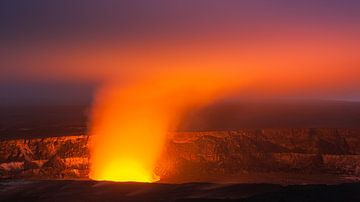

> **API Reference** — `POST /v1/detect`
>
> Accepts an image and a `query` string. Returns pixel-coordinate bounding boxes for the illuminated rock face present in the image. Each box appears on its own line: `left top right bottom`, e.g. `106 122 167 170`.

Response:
0 136 89 179
1 129 360 181
158 129 360 181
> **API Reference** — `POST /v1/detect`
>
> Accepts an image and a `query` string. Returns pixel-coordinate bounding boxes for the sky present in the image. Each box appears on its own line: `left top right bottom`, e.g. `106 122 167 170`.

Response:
1 0 360 105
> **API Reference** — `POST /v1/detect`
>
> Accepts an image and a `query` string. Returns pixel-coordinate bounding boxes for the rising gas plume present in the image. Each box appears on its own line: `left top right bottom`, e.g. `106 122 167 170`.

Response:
84 23 360 182
87 33 360 182
89 70 243 182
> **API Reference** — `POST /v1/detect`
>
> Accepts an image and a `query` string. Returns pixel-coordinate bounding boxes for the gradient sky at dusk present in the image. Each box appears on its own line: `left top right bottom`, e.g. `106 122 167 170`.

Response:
1 0 360 105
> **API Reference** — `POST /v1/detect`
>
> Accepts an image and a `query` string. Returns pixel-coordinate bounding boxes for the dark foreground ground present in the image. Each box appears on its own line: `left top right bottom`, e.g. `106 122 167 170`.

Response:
0 180 359 202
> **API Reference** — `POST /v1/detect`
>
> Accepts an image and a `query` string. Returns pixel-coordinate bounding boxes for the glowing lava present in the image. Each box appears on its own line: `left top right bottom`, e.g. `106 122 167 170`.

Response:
89 70 242 182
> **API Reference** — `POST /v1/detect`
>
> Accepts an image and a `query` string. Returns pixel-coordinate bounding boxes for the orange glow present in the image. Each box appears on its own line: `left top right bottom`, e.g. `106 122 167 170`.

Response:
81 26 360 182
89 70 243 182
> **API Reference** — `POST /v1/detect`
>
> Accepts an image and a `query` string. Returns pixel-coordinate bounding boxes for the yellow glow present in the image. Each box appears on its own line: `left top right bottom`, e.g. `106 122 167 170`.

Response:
91 159 158 182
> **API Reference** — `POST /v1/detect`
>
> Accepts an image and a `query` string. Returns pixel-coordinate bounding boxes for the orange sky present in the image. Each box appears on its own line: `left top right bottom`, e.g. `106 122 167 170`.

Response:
1 1 360 100
2 26 359 98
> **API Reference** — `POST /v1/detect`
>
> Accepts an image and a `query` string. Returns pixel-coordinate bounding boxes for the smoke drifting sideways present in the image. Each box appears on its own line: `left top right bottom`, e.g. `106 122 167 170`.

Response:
88 69 244 182
1 25 358 182
1 1 360 183
86 32 360 182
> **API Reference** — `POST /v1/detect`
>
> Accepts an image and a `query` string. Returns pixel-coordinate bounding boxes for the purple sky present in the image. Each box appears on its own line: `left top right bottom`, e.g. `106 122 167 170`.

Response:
1 0 360 105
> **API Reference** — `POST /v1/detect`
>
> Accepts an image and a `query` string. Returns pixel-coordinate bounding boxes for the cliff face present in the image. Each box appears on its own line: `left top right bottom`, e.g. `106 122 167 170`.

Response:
1 129 360 182
158 129 360 182
0 136 89 178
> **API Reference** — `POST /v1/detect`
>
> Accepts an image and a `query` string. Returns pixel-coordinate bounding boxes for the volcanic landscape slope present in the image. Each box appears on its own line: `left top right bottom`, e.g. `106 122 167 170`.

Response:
1 100 360 139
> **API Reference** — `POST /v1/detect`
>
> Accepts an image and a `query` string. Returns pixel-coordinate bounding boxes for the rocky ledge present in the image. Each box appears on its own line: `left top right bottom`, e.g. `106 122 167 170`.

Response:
1 129 360 183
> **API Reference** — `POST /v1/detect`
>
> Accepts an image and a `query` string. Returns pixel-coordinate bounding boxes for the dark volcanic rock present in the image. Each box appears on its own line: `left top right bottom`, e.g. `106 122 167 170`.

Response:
0 180 359 202
158 129 360 181
0 136 89 179
0 129 360 182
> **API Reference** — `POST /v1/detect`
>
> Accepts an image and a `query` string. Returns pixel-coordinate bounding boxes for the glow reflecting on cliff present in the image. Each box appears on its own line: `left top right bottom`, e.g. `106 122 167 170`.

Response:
89 70 242 182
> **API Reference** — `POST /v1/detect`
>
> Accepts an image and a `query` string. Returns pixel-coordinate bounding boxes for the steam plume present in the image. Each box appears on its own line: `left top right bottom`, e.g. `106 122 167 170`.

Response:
89 69 243 182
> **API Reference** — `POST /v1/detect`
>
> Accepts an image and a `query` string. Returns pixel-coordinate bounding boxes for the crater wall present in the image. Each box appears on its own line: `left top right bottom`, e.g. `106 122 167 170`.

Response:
1 129 360 182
